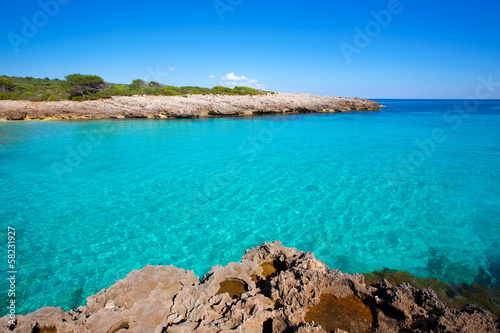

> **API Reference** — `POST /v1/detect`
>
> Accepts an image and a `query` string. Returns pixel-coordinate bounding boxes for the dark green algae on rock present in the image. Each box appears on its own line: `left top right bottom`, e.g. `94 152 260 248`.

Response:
364 268 500 321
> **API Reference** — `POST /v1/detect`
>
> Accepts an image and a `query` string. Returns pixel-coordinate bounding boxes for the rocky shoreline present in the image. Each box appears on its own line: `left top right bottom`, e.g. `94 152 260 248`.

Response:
2 242 498 333
0 93 380 121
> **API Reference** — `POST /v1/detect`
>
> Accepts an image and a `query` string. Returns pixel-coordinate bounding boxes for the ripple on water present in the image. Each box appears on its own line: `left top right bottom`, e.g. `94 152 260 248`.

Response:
0 101 499 315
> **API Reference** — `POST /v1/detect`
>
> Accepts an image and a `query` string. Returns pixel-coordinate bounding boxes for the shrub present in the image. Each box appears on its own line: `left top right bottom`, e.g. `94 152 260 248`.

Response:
65 74 108 97
149 81 164 88
131 79 147 90
0 77 15 92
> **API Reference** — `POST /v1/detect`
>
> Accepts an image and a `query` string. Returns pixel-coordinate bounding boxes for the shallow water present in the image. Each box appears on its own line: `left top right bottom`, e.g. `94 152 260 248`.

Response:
1 99 499 315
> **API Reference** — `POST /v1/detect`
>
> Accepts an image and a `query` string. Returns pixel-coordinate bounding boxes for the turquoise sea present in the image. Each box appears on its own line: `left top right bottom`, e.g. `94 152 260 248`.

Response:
1 99 499 316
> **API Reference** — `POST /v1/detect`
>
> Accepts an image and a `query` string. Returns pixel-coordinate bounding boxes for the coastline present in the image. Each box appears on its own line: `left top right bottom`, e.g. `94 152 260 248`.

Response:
0 93 380 121
2 242 498 333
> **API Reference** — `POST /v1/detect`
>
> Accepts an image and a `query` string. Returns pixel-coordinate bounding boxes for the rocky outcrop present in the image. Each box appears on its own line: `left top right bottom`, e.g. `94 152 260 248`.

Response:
1 242 497 333
0 93 380 121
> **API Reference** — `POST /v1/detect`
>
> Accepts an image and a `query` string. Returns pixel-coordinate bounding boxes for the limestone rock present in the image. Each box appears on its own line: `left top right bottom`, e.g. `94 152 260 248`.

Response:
5 111 26 120
0 93 381 121
0 242 497 333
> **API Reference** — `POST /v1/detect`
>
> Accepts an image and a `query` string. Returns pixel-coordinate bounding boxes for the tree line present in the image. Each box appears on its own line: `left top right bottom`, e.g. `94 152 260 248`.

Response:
0 74 268 101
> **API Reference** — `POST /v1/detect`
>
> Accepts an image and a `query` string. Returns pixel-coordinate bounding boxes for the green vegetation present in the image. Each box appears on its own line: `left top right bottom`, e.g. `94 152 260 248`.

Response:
0 75 269 101
0 77 16 92
66 74 108 97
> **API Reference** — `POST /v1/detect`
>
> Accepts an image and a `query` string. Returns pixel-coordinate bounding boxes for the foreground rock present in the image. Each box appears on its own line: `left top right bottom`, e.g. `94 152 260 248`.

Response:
0 93 380 121
1 242 497 333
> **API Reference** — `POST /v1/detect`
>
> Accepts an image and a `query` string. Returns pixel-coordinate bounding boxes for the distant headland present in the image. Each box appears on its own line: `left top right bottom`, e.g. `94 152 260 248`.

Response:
0 75 380 121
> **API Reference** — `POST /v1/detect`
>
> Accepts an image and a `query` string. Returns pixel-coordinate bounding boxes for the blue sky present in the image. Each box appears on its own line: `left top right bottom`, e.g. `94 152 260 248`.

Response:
1 0 499 98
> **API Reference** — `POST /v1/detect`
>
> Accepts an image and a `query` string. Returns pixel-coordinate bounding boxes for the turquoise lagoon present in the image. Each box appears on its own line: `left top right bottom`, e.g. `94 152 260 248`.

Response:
1 99 499 315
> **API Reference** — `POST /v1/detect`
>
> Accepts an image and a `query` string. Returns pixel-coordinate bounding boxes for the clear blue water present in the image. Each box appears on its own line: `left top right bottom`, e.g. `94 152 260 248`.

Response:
1 99 499 316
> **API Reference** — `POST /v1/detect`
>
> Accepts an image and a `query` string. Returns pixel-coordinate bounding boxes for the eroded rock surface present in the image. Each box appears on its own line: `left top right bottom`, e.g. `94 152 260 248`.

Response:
1 242 497 333
0 93 380 121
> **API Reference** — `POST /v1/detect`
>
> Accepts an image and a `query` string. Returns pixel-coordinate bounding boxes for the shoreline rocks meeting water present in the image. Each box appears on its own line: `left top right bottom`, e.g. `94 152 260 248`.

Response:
2 242 498 333
0 93 380 121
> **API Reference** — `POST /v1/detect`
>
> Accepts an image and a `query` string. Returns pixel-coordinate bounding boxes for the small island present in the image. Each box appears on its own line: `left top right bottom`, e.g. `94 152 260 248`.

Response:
0 75 380 121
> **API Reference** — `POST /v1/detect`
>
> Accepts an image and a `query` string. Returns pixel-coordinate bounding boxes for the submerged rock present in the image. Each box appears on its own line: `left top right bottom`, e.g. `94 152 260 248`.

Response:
0 93 380 121
1 242 498 333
